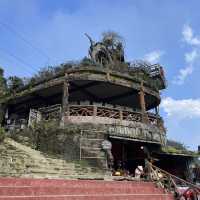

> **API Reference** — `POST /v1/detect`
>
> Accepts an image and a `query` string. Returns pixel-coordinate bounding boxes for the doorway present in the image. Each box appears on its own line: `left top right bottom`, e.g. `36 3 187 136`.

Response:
111 138 148 175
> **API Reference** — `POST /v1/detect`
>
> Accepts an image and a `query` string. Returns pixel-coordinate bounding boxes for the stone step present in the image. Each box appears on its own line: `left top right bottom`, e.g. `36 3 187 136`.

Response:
0 178 174 199
0 194 174 200
0 187 165 196
0 178 156 187
0 138 103 179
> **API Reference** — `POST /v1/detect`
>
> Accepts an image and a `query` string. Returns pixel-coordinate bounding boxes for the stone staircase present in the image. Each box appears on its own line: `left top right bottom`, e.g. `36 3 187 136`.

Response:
80 130 107 168
0 178 174 200
0 138 103 179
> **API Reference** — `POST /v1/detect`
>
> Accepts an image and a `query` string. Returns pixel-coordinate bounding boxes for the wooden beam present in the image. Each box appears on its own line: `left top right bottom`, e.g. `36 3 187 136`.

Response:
62 74 69 116
31 93 50 102
101 90 138 102
69 81 101 93
139 81 149 123
70 82 101 101
139 82 146 113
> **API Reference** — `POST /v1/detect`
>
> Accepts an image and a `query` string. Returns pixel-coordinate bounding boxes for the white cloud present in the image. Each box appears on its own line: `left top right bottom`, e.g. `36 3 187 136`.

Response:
182 24 200 46
144 50 164 63
173 25 200 85
161 97 200 119
173 65 193 85
173 49 198 85
185 49 198 63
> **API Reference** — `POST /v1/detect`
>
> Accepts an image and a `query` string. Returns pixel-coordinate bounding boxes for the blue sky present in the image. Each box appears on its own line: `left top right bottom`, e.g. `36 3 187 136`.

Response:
0 0 200 150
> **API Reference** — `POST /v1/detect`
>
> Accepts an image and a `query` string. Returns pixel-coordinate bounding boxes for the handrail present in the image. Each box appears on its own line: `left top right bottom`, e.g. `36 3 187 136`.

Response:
147 161 200 199
151 162 200 190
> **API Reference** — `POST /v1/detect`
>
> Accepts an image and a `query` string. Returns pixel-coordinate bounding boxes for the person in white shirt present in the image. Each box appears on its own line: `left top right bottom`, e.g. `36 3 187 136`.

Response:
135 165 144 179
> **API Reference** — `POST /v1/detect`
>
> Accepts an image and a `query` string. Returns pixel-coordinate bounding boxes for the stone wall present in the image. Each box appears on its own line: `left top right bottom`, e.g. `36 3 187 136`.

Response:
10 121 108 171
65 118 166 145
5 119 166 178
0 137 105 178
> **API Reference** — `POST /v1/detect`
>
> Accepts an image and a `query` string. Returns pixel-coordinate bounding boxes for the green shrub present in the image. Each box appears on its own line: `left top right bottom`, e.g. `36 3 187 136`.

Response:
0 126 5 142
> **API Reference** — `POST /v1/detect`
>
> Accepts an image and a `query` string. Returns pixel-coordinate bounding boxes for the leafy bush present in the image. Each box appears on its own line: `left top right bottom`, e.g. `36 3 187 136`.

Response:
11 120 81 160
0 126 5 142
167 139 187 151
0 67 7 97
7 76 24 93
11 63 75 90
81 57 97 66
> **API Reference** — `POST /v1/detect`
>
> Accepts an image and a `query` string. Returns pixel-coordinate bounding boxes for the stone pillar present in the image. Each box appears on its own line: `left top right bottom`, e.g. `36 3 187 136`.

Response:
139 81 148 123
61 73 69 125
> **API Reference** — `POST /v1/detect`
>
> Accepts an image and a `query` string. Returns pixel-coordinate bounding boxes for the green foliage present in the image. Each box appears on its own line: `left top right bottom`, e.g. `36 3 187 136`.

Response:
161 146 198 156
7 76 24 93
162 140 198 156
0 68 7 97
28 120 61 150
74 160 90 169
81 57 98 66
167 139 187 151
11 120 81 159
33 66 58 83
101 31 124 49
0 126 5 142
15 63 74 89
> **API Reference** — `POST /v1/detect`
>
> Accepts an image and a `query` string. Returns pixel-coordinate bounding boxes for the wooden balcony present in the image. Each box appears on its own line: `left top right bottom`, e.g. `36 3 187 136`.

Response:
4 103 166 145
65 104 165 132
5 104 164 132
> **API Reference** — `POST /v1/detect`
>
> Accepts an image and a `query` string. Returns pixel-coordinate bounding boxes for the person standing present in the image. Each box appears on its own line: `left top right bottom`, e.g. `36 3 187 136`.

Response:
102 136 113 169
141 146 151 180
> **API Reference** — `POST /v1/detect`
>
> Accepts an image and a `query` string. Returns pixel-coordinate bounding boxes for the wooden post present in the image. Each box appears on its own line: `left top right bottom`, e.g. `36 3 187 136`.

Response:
155 105 160 116
93 105 97 117
122 142 125 164
61 73 69 124
139 81 148 123
106 71 111 81
119 110 123 123
80 130 83 161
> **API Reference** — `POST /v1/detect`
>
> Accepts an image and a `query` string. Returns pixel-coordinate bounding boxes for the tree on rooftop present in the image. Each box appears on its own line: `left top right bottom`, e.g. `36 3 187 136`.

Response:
7 76 24 93
101 31 124 50
101 31 125 63
33 66 56 82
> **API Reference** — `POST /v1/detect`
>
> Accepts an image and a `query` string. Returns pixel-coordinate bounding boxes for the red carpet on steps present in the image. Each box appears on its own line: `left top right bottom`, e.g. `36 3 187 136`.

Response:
0 178 174 200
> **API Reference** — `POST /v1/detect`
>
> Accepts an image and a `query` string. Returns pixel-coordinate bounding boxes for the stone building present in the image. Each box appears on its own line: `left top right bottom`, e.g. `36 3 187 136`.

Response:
0 33 196 179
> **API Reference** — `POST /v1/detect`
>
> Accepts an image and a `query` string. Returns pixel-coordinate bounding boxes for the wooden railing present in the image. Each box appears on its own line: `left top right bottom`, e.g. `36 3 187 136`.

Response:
147 161 200 200
5 105 62 131
39 104 62 120
68 105 164 130
5 104 164 131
